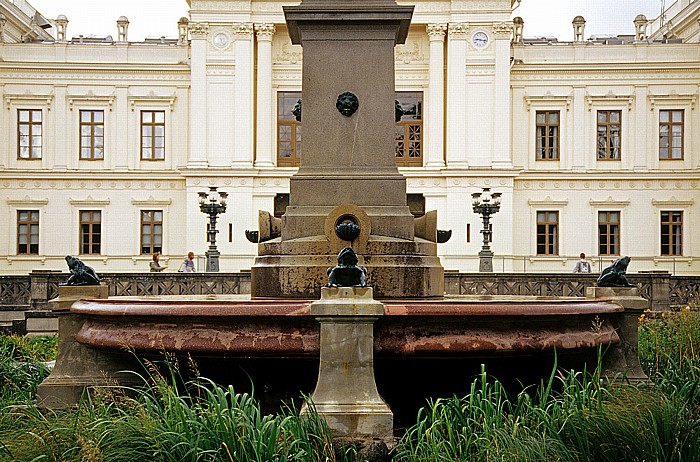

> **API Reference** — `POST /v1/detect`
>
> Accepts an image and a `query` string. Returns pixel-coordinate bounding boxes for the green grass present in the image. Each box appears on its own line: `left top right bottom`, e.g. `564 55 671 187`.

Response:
0 335 56 405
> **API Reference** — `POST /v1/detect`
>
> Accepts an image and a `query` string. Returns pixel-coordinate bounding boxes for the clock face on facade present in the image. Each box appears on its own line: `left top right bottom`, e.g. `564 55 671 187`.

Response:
472 31 489 48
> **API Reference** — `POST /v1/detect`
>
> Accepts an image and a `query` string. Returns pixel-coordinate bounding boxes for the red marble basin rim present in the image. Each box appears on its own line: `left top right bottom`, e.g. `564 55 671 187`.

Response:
71 296 623 317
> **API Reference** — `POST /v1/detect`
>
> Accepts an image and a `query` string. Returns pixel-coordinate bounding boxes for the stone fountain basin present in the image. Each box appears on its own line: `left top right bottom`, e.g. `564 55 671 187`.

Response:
71 295 622 357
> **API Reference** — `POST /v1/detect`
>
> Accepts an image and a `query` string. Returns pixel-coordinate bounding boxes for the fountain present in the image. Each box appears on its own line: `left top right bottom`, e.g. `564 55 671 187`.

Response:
36 0 648 443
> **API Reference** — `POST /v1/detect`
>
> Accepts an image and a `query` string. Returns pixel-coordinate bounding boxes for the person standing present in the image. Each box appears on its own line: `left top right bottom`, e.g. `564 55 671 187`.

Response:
149 252 166 272
573 252 592 273
179 251 196 272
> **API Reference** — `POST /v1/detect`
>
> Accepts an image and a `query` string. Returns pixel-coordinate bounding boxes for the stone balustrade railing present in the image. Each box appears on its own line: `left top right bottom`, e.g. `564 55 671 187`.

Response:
1 270 698 320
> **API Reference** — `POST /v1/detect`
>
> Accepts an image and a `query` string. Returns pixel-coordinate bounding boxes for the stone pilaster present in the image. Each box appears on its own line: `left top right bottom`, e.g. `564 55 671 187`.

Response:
304 287 392 439
254 24 276 168
491 21 513 169
188 22 209 168
232 23 255 168
446 23 469 168
425 24 447 168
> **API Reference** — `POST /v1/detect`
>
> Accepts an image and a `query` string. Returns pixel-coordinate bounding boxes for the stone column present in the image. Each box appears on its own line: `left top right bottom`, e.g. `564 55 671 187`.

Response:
232 23 255 168
425 24 446 168
571 85 586 171
188 22 209 168
304 287 392 439
586 286 649 383
491 22 513 169
53 84 68 171
36 285 140 408
254 24 276 168
633 84 649 171
446 23 469 168
114 85 129 171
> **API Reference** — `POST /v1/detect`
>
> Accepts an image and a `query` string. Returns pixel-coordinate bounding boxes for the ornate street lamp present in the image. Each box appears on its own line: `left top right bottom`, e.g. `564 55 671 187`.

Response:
198 186 228 272
471 187 502 272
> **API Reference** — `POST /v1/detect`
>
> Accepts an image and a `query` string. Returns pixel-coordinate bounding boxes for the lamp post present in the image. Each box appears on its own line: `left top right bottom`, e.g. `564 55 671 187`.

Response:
198 186 228 272
471 187 502 272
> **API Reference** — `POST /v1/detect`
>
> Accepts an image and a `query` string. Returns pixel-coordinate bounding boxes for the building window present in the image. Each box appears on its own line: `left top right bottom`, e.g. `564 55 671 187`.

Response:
278 92 302 167
17 109 42 159
596 110 621 160
141 210 163 255
598 211 620 256
536 211 558 255
535 111 559 160
659 110 683 160
660 211 683 256
79 210 101 255
79 110 104 160
17 210 39 255
395 92 423 167
141 111 165 160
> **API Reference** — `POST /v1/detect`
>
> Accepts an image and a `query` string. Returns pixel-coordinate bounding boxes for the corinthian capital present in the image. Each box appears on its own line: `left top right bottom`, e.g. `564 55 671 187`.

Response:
189 22 209 39
254 23 276 40
233 23 254 38
427 23 447 40
492 21 514 40
448 23 469 38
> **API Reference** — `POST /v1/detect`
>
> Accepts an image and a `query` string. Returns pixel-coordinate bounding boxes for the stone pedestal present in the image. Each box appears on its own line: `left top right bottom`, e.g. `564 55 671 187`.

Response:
36 285 140 408
586 286 649 383
303 287 393 439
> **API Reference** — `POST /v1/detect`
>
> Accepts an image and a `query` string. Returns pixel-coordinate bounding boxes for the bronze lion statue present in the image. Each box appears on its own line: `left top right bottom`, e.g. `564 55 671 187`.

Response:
326 247 367 287
63 255 100 286
596 256 634 288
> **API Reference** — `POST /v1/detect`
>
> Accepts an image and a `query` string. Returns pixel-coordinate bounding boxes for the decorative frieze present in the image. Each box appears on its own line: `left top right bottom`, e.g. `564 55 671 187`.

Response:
189 22 209 39
648 92 697 111
395 39 425 64
68 94 115 111
4 93 53 111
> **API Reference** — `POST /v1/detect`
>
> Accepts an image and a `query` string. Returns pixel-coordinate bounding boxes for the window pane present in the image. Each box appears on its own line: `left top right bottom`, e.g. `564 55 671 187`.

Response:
672 110 683 121
19 110 29 122
154 112 165 123
536 113 545 124
610 111 620 123
19 125 29 136
154 126 164 137
549 112 558 123
659 111 669 123
94 111 104 123
81 111 91 122
142 111 152 123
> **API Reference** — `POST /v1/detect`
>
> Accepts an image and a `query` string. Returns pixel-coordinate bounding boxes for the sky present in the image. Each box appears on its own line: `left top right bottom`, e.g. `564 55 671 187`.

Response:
27 0 666 41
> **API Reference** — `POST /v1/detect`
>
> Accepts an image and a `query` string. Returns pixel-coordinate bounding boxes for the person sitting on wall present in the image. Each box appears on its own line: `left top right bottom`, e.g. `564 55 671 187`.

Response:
179 252 196 272
150 252 166 272
572 252 592 273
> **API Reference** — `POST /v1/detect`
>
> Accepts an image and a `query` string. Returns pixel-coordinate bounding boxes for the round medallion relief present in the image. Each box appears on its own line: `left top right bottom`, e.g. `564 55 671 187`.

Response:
212 32 230 48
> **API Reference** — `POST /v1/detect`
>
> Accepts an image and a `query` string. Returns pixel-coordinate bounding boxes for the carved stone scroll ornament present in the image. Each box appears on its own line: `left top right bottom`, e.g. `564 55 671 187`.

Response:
448 23 469 38
336 92 359 117
426 23 447 40
492 21 514 40
188 22 209 39
254 23 275 40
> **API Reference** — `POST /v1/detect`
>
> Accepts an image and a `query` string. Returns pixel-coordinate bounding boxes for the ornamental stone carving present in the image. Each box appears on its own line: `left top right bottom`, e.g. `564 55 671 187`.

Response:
233 23 254 38
427 23 447 40
254 23 275 41
492 22 514 40
189 22 209 39
448 23 469 38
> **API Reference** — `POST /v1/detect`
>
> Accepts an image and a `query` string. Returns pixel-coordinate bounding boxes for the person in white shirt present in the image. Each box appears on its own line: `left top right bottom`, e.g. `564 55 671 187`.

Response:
573 252 592 273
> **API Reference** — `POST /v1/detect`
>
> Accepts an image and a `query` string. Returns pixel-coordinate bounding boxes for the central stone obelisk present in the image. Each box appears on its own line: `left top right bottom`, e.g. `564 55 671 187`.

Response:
251 0 444 298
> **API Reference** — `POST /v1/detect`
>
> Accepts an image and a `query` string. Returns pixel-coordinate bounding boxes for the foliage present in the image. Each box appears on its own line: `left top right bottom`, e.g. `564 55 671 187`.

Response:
0 354 351 462
0 335 57 362
0 336 54 405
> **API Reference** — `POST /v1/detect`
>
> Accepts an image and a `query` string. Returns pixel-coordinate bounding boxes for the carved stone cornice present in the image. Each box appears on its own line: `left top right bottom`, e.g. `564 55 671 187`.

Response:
448 23 469 38
233 23 254 38
189 22 209 39
492 21 514 40
426 23 447 40
254 24 276 41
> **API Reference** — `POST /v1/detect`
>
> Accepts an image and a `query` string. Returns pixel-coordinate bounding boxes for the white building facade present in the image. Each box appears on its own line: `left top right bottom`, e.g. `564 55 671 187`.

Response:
0 0 698 275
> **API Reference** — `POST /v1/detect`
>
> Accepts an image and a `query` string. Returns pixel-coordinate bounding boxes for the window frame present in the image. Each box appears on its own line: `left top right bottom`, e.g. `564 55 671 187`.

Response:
660 210 683 256
598 211 620 256
659 109 684 160
17 210 40 255
395 91 423 167
17 109 43 160
79 210 102 255
79 110 105 160
535 110 560 160
277 92 302 167
596 110 622 161
140 210 163 255
140 110 166 161
536 211 559 256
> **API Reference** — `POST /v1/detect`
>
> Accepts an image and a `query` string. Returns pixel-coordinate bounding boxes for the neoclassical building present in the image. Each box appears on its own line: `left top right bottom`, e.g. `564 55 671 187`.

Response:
0 0 698 275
